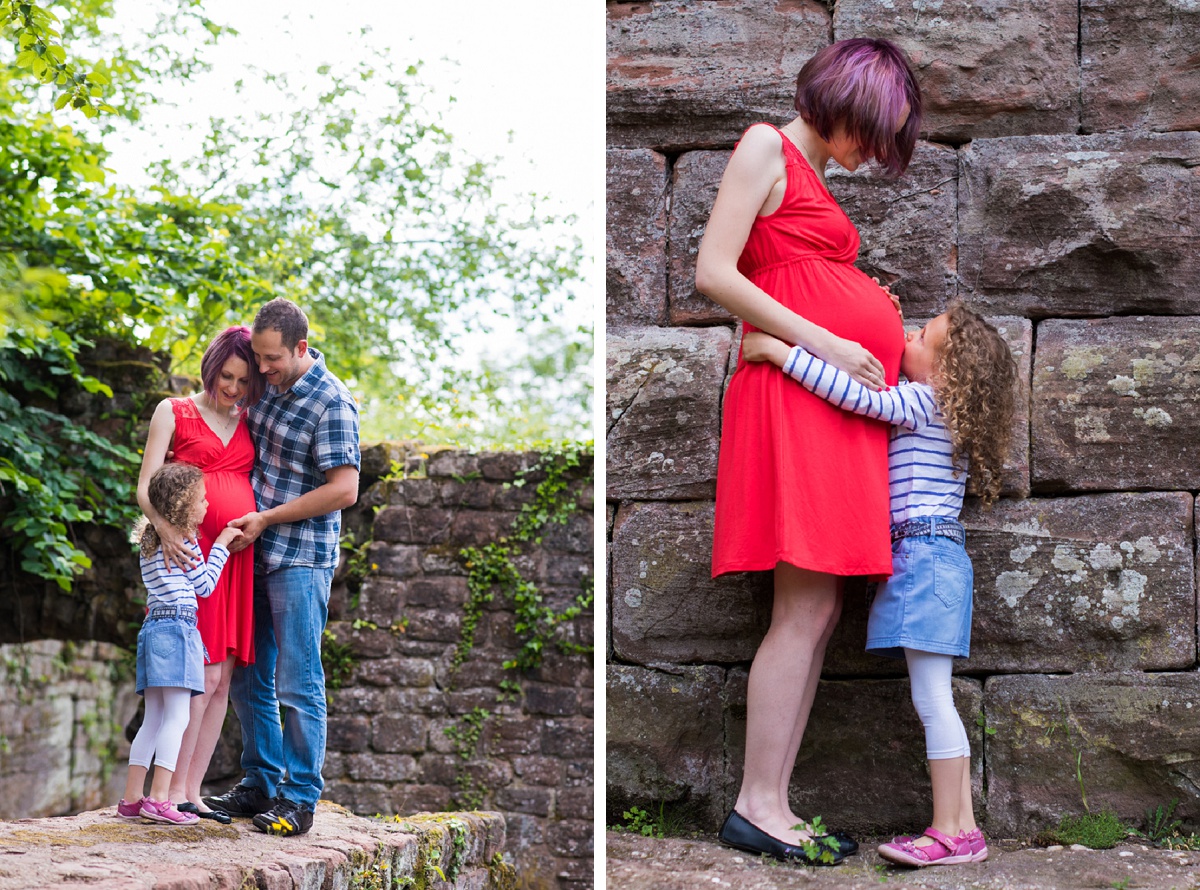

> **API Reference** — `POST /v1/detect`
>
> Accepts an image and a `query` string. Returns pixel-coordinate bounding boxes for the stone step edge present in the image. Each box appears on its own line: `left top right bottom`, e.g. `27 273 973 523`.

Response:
0 802 515 890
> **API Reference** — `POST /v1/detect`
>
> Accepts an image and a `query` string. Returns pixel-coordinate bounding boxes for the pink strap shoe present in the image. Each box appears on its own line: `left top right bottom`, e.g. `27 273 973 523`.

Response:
878 826 973 867
139 797 199 825
964 827 988 862
116 798 145 820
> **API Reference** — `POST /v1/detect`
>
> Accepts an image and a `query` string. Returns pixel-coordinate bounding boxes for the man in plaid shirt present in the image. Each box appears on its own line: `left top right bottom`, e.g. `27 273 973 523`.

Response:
205 298 360 837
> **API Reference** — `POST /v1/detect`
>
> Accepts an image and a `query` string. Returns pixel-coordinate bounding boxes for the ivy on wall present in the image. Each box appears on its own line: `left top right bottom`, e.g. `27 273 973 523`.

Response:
445 442 594 809
0 338 141 591
456 442 594 673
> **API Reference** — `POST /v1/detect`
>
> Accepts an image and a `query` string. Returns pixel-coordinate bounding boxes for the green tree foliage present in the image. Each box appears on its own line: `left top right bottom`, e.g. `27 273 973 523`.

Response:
1 1 591 590
1 0 115 116
145 56 590 442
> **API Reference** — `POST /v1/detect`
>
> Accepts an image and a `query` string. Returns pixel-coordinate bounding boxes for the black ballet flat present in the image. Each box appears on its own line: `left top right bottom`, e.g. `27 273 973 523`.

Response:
177 801 233 824
794 818 859 856
822 830 859 857
717 811 845 866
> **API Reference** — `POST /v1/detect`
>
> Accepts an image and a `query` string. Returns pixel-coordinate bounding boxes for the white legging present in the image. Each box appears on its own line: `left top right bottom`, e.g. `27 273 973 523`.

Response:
128 686 192 774
905 648 970 760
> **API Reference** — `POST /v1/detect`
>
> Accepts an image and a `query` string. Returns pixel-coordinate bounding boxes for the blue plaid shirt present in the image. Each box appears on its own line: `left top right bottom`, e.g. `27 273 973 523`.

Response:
246 347 360 573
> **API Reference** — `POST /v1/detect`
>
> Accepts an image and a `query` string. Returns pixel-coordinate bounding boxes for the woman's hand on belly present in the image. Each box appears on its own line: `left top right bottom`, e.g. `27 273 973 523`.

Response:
812 333 886 391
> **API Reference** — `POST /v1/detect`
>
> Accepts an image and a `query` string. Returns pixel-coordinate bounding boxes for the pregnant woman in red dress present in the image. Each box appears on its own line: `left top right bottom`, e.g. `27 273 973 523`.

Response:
695 39 923 864
136 326 262 821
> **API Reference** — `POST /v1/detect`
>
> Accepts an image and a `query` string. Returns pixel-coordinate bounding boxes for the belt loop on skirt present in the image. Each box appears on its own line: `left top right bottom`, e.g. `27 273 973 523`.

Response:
890 516 966 546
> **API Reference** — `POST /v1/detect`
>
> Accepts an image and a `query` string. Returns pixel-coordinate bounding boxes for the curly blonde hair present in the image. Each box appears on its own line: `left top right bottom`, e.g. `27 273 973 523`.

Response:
133 463 205 558
933 304 1018 506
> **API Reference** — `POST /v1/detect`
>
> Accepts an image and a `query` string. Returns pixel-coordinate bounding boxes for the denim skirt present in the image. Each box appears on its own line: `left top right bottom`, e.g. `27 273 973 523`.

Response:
136 615 207 695
866 533 974 659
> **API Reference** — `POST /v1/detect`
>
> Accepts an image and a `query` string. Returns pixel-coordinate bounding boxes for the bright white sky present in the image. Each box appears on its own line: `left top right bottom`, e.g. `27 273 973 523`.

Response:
106 0 603 336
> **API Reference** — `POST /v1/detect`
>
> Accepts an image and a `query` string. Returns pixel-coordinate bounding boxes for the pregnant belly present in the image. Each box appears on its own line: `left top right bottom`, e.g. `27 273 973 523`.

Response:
200 471 257 531
750 259 904 379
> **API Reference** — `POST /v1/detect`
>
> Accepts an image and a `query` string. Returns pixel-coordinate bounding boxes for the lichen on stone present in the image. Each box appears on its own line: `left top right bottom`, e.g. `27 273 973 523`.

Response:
1060 347 1105 380
995 570 1040 608
1107 375 1139 397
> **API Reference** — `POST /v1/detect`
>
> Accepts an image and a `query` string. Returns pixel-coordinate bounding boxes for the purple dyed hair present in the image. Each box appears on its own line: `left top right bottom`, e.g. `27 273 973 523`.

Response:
794 38 923 178
200 325 264 410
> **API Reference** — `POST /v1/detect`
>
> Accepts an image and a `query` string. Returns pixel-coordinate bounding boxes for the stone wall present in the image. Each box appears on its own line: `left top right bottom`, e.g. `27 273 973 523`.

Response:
0 348 594 890
0 641 137 819
606 0 1200 838
325 446 595 890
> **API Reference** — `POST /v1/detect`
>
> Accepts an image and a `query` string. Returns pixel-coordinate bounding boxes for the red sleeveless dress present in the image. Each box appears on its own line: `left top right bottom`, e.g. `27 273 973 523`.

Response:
712 125 905 578
171 398 256 665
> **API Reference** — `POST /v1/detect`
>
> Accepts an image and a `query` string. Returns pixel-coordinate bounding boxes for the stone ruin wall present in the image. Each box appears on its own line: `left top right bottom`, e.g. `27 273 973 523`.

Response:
606 0 1200 837
0 344 595 890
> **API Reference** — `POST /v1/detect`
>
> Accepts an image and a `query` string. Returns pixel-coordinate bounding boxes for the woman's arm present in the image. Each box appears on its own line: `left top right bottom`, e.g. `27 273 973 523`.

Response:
694 124 887 390
136 399 199 571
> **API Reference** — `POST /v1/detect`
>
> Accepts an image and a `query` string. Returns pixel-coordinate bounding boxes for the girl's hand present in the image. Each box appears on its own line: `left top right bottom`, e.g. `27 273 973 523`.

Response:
215 525 244 550
158 525 200 573
873 276 902 318
741 331 792 368
817 335 887 390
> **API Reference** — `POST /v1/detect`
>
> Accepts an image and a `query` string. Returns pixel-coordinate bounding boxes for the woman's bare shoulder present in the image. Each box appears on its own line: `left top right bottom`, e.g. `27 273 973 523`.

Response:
149 396 180 427
735 122 785 154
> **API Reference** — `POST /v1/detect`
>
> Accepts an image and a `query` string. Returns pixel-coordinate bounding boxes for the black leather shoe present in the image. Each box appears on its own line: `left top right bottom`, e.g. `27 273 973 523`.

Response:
177 801 233 824
252 798 314 837
717 811 845 865
202 781 273 817
795 819 859 856
821 830 858 856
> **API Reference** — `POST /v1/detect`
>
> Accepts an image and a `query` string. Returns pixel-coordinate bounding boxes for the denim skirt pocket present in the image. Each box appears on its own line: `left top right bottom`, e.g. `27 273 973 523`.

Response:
932 545 973 611
136 619 206 695
866 536 973 658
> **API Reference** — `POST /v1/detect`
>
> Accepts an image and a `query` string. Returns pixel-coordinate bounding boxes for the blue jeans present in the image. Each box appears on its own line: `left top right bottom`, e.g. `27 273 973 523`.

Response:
230 566 332 808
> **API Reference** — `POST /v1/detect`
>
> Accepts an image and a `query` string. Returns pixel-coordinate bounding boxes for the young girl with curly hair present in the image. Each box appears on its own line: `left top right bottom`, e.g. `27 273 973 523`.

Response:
742 302 1017 868
116 462 242 825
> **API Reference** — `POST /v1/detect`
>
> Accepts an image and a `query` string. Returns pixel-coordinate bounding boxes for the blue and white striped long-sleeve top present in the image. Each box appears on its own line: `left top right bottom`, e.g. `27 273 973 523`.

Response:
140 539 230 610
782 346 965 525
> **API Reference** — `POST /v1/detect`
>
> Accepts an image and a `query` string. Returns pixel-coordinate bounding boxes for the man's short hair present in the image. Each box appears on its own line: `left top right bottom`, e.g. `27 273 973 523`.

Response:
253 298 309 351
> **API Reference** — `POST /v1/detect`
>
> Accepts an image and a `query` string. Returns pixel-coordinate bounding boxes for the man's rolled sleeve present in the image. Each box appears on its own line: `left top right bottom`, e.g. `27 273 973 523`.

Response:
314 396 361 474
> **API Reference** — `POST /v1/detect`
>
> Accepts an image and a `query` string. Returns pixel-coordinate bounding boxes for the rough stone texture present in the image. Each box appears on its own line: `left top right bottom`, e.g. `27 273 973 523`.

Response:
667 150 733 326
610 501 771 665
606 0 830 151
0 805 512 890
608 830 1200 890
606 326 732 500
606 664 727 828
834 0 1080 142
962 493 1195 672
725 673 984 835
607 149 670 326
993 316 1033 498
1032 317 1200 492
827 142 961 319
1081 0 1200 134
959 133 1200 319
986 673 1200 835
0 641 134 820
